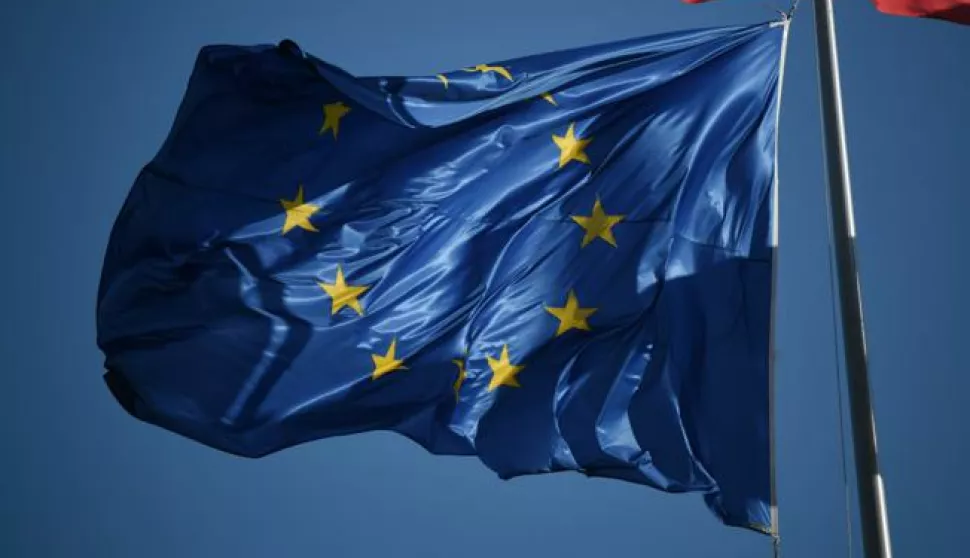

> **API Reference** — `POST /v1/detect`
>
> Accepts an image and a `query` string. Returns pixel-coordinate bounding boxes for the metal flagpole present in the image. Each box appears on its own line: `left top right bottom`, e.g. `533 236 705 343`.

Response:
810 1 893 557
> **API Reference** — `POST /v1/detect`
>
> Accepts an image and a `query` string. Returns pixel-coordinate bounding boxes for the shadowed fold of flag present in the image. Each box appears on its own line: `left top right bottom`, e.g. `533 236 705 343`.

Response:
97 20 785 533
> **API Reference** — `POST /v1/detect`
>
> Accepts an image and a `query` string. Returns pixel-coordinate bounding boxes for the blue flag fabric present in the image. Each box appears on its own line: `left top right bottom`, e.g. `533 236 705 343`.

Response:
98 21 784 533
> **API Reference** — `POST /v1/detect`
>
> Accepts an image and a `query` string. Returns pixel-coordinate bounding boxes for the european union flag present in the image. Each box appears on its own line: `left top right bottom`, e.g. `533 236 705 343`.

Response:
98 20 786 533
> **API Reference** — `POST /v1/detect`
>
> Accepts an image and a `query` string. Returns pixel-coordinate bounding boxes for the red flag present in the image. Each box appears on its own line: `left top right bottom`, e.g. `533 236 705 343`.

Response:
871 0 970 23
681 0 970 25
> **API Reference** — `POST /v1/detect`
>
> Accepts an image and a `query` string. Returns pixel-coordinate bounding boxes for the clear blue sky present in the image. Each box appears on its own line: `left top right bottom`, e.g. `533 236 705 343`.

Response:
1 1 967 557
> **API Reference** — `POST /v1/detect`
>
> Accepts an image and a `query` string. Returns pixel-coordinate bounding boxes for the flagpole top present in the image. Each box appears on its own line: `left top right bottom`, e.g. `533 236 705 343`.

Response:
769 0 798 27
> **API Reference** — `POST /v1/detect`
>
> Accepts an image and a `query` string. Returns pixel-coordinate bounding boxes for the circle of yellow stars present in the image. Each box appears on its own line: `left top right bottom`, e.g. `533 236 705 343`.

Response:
275 73 626 393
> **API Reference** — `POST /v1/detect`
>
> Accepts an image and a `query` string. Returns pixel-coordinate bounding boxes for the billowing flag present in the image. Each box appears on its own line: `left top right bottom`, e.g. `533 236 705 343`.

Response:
683 0 970 25
98 21 785 532
871 0 970 23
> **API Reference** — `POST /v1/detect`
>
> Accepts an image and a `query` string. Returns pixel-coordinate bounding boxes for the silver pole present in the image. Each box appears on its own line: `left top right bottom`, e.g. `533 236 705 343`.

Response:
811 1 893 556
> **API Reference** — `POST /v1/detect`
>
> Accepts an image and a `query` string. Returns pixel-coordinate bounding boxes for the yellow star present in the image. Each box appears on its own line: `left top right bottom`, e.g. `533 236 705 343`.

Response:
464 63 513 81
319 101 351 138
317 265 370 316
372 338 406 380
486 345 524 391
545 290 597 336
437 74 449 88
552 123 592 168
571 197 624 248
452 358 466 399
541 92 557 106
279 185 321 234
